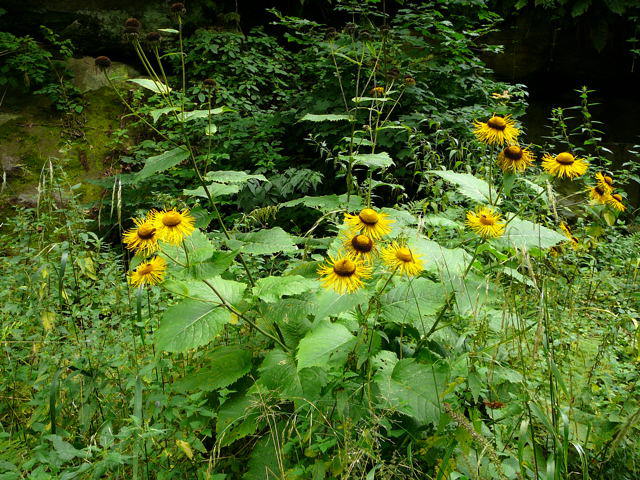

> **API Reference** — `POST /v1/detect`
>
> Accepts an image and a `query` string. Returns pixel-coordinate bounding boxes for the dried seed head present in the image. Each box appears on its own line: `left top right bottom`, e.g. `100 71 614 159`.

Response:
404 75 416 86
170 2 186 14
124 17 141 31
145 31 162 43
94 55 112 70
203 78 217 89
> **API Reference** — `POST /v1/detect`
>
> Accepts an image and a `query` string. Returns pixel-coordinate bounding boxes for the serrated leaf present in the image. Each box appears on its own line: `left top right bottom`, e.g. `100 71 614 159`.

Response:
177 107 233 122
350 152 394 170
135 146 190 181
380 278 447 331
155 299 231 352
411 236 472 276
128 78 172 94
281 194 363 212
216 394 260 447
300 113 354 122
500 217 567 249
313 289 368 321
183 182 240 198
253 275 318 303
430 170 500 204
242 434 281 480
296 320 355 371
231 227 299 255
259 349 303 397
159 230 214 265
149 106 180 123
163 276 246 304
205 170 267 184
374 358 449 425
175 346 252 392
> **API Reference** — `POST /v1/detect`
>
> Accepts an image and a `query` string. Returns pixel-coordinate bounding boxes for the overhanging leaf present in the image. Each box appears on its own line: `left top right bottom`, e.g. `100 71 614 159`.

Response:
135 146 190 181
175 346 252 392
128 78 172 94
430 170 499 204
300 113 354 122
231 227 299 255
350 152 394 170
253 275 318 303
296 320 355 371
500 216 567 249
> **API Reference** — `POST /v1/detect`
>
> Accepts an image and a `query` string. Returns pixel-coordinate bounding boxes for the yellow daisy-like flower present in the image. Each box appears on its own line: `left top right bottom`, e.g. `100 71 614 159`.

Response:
595 172 614 193
317 254 372 295
344 208 393 240
473 115 519 146
129 256 167 287
381 242 424 277
607 193 626 212
123 216 159 256
496 145 535 173
588 185 610 205
465 207 506 239
559 222 579 249
151 209 195 245
342 233 377 262
541 152 588 179
370 86 385 96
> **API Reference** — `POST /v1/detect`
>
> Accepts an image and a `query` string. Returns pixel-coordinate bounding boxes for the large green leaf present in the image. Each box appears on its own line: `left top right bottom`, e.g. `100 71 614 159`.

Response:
500 216 567 249
260 298 313 349
135 146 190 181
183 182 240 198
216 393 260 447
313 289 368 321
411 236 472 276
253 275 318 303
155 299 231 352
281 194 363 212
347 152 394 170
380 278 447 331
231 227 299 255
259 349 303 398
204 170 267 184
300 113 354 122
430 170 499 204
175 346 252 392
128 78 172 94
296 320 355 371
163 276 246 305
374 357 450 425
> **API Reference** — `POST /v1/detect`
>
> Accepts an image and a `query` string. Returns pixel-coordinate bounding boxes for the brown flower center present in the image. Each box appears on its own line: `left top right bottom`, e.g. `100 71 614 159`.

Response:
351 235 373 253
137 224 156 239
555 152 575 165
479 214 495 226
395 247 413 263
503 146 523 160
162 211 182 227
612 194 622 202
604 175 613 186
333 258 356 277
487 116 507 131
138 264 154 275
358 208 379 225
594 186 605 196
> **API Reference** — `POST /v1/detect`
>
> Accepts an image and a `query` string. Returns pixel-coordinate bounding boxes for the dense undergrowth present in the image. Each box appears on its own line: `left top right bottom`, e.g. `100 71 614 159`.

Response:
1 1 640 479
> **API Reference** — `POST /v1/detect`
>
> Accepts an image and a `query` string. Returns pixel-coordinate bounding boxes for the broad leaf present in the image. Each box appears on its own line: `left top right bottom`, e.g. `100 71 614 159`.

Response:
205 170 267 184
216 394 260 447
253 275 318 303
296 320 355 371
374 358 450 425
430 170 499 204
175 346 252 392
380 278 447 332
163 276 246 305
350 152 394 170
135 146 189 181
313 289 368 321
500 216 567 249
149 106 180 123
231 227 299 255
128 78 171 94
281 194 363 212
300 113 354 122
155 299 231 352
411 236 472 276
183 182 240 198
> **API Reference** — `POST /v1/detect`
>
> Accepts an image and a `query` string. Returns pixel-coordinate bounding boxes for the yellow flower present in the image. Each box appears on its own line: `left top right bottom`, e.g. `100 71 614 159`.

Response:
496 145 535 173
344 208 393 240
123 216 159 255
595 172 614 193
381 242 424 276
129 256 167 287
151 209 195 245
370 86 385 96
465 207 506 239
607 193 626 212
317 254 372 294
541 152 588 179
473 115 519 146
559 222 579 249
588 185 610 205
342 233 377 262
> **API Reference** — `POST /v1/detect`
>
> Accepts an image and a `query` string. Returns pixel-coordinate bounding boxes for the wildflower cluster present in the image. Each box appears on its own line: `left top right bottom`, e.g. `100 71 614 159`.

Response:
122 208 195 287
318 208 424 294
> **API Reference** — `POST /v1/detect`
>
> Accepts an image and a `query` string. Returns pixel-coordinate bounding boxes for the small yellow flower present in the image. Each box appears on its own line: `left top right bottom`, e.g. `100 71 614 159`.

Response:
559 222 579 249
381 242 424 277
370 86 385 96
123 216 159 255
344 208 393 240
317 254 372 295
595 172 614 193
465 207 506 239
588 185 610 205
342 233 377 262
491 90 511 100
473 115 519 146
151 209 195 245
541 152 588 179
497 145 535 173
129 256 167 287
607 193 626 212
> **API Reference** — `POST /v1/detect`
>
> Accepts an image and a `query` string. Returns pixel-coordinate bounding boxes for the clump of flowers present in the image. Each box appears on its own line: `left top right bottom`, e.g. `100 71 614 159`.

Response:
465 207 506 239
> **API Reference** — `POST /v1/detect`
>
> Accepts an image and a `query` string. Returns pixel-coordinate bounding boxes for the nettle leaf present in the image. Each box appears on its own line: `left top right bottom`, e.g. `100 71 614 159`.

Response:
205 170 267 184
216 393 260 447
174 346 252 392
296 320 355 371
281 194 363 212
135 146 190 181
231 227 299 255
380 278 447 332
155 299 231 352
128 78 172 94
350 152 394 170
253 275 318 303
500 216 566 249
430 170 500 204
300 113 354 122
374 358 450 425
